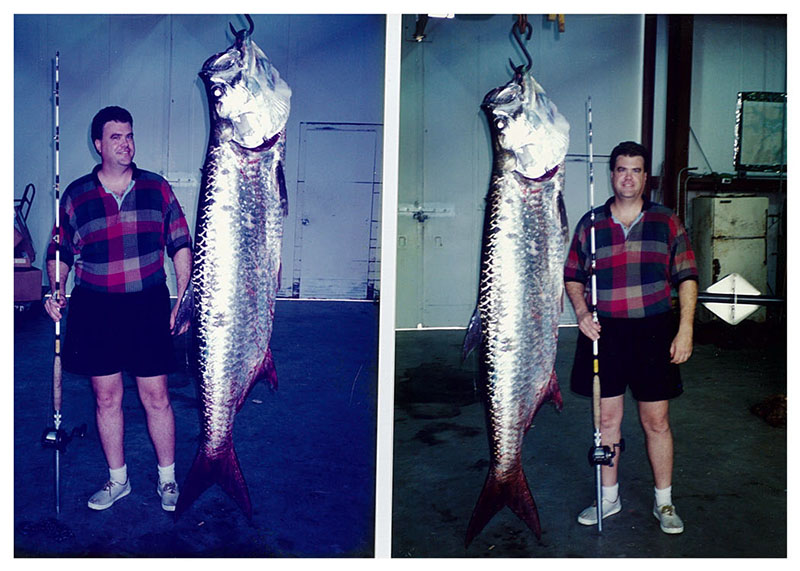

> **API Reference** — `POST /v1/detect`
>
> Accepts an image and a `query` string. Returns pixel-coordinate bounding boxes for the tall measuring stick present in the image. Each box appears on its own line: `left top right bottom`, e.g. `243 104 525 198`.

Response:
586 97 604 532
51 51 63 515
585 98 623 532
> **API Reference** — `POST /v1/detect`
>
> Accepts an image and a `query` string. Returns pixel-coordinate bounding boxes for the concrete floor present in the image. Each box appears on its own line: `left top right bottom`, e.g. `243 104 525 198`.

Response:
14 300 378 557
392 317 787 557
14 296 788 558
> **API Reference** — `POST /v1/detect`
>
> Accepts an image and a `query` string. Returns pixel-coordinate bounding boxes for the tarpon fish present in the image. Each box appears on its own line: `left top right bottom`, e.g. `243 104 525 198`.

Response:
174 15 291 519
462 69 569 546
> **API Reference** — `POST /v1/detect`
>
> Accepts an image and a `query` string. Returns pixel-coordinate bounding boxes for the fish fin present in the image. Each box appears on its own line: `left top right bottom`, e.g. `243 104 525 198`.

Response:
174 447 253 521
462 307 482 361
557 189 569 246
232 348 278 412
171 284 194 335
258 347 278 390
548 369 563 412
277 160 288 217
256 347 278 390
465 467 541 547
525 370 563 433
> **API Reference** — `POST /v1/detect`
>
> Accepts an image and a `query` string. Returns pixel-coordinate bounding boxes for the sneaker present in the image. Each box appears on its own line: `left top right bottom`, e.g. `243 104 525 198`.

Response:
653 503 684 534
577 496 622 525
88 479 131 510
157 480 179 512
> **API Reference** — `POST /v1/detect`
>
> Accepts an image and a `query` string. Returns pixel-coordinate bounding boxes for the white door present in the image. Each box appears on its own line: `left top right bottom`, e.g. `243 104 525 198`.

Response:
291 123 382 300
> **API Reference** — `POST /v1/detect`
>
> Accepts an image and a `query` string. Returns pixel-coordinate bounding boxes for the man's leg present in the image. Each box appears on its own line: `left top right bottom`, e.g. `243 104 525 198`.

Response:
598 394 625 486
638 399 672 489
135 374 175 468
578 394 625 525
136 374 179 511
92 373 126 470
88 373 132 510
639 399 684 533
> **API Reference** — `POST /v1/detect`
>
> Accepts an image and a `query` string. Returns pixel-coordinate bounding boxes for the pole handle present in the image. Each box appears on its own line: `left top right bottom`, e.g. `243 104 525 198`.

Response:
53 354 62 412
592 373 601 430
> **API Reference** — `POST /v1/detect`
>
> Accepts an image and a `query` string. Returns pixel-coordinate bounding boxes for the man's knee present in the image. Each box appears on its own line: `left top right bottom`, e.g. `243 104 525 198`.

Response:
137 376 171 412
92 374 124 410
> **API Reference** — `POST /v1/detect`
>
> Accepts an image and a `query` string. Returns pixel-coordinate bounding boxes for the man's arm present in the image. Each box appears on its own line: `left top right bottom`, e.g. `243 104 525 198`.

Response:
169 246 192 335
565 280 601 341
670 279 698 364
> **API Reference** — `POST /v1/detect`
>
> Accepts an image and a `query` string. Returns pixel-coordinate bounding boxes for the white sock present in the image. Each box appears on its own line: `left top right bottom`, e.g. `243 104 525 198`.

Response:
655 485 673 507
158 462 176 485
109 464 128 485
602 483 619 502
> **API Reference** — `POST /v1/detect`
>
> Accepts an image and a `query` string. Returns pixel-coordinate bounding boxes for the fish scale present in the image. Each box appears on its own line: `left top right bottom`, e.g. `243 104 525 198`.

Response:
174 17 290 520
463 70 569 546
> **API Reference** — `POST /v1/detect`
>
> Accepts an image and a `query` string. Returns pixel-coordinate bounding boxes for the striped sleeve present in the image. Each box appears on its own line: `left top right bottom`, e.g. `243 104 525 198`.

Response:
162 183 192 258
564 213 590 284
669 213 699 285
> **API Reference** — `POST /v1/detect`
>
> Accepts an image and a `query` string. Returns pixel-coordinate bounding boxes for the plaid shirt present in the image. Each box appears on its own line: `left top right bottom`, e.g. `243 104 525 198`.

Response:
47 163 192 293
564 197 698 318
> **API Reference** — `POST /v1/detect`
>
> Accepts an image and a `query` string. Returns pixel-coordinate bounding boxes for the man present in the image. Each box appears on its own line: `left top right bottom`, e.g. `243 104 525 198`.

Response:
564 141 698 534
44 106 192 512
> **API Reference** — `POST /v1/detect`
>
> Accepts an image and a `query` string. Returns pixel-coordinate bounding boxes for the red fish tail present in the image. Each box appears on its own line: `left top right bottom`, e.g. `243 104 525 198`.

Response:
464 467 541 547
174 446 252 521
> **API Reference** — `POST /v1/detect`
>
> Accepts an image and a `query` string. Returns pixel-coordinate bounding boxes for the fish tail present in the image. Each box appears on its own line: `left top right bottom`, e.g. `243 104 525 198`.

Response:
462 306 482 361
464 467 541 547
174 447 253 521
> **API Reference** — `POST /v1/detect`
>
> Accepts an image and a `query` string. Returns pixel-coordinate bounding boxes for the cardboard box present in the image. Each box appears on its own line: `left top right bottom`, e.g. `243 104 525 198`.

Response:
14 267 43 302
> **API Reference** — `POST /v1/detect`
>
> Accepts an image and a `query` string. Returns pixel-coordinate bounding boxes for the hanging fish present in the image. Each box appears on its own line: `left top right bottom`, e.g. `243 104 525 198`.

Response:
174 15 291 519
462 68 569 546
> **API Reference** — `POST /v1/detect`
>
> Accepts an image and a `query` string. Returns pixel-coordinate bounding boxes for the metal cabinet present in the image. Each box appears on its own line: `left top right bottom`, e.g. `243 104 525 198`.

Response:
692 195 768 322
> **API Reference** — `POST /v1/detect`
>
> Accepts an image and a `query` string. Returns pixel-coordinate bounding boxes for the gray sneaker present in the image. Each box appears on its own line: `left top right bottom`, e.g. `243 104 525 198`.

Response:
157 480 179 512
577 496 622 525
88 479 131 510
653 503 684 534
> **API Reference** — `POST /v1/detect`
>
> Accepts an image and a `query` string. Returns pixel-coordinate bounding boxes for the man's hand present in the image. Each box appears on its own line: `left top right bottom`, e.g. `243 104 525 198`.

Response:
43 292 66 322
671 279 698 364
169 301 190 336
670 328 693 364
576 310 601 341
565 281 602 341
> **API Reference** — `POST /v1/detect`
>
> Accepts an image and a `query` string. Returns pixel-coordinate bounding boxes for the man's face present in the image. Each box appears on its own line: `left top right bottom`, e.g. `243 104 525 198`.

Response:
611 154 647 201
94 120 135 169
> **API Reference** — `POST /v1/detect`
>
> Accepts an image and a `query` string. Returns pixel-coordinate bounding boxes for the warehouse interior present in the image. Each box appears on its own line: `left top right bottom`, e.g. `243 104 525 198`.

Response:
391 13 787 558
12 13 788 559
12 13 384 558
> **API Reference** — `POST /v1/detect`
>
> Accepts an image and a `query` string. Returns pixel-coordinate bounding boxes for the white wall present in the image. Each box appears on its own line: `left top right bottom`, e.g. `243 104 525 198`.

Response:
394 13 787 329
685 15 787 298
396 14 643 329
689 15 786 174
13 14 386 298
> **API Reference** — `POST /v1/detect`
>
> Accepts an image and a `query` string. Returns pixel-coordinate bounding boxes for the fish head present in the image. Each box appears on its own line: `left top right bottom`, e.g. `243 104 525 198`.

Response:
482 72 569 180
200 27 291 149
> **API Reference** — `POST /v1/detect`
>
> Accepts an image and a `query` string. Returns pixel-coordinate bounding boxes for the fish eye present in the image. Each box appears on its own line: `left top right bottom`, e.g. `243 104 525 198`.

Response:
495 118 506 130
211 84 226 99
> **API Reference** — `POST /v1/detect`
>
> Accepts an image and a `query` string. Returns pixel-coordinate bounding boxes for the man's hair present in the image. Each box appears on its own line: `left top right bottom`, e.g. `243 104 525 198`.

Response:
91 106 133 143
609 141 649 174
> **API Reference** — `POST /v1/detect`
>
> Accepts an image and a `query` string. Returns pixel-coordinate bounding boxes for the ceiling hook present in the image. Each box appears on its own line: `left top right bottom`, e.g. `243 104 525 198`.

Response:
509 17 533 76
229 14 254 40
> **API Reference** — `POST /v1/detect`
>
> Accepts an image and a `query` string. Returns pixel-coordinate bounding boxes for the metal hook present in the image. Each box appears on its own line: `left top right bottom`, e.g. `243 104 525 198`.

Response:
508 19 532 76
229 14 255 39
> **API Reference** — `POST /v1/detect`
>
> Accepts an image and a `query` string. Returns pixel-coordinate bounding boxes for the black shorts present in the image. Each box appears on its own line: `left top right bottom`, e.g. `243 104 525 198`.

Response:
63 283 176 378
570 312 683 402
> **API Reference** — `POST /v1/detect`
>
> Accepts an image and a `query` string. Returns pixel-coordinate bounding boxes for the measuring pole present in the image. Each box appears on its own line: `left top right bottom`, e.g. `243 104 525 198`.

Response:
52 51 63 515
586 97 604 532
